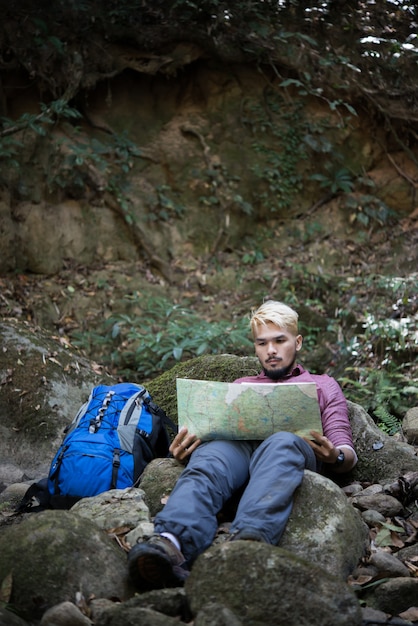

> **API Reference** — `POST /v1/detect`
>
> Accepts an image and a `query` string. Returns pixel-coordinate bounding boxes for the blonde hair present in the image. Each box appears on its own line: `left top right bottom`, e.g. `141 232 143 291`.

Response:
250 300 299 337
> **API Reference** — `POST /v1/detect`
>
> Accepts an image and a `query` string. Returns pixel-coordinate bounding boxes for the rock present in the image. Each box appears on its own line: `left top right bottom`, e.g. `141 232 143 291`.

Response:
342 482 363 497
71 487 151 530
348 401 418 483
350 493 405 517
186 542 362 626
0 510 134 622
193 602 244 626
0 320 114 481
88 599 119 625
146 354 261 419
0 606 29 626
403 406 418 445
0 483 31 508
139 457 184 516
91 588 191 625
94 606 182 625
362 577 418 614
361 607 394 625
279 471 368 578
125 520 156 547
368 550 411 577
396 543 418 564
359 484 384 496
361 509 387 527
40 601 93 625
0 464 26 486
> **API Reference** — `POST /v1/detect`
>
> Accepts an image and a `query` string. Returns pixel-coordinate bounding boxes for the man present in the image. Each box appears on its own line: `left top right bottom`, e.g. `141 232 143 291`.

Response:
128 300 357 589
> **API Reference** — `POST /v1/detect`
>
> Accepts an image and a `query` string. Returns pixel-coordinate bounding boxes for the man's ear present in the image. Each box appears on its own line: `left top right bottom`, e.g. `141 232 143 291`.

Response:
296 334 303 351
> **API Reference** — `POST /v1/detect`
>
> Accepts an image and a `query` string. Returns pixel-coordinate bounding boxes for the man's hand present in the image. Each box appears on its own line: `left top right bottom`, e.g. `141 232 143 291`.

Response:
170 427 201 464
303 430 340 464
303 430 356 472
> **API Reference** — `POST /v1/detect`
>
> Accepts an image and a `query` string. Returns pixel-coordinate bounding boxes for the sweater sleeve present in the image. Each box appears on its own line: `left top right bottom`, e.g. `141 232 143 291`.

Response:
317 376 357 458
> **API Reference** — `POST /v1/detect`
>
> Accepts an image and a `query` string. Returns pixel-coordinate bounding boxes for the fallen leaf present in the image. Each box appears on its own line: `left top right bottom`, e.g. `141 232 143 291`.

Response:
106 526 131 537
48 357 62 366
399 607 418 621
75 590 91 617
0 573 13 604
405 560 418 576
347 574 374 587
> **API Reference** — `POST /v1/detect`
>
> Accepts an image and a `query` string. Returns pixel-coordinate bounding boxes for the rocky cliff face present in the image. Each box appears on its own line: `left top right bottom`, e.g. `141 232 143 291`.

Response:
1 60 417 278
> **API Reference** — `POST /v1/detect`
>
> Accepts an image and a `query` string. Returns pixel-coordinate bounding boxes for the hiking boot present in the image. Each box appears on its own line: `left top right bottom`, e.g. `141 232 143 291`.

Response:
228 528 266 542
128 535 190 589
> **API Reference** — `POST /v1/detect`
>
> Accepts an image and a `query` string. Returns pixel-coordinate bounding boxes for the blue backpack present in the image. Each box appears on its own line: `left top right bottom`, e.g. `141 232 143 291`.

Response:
44 382 176 506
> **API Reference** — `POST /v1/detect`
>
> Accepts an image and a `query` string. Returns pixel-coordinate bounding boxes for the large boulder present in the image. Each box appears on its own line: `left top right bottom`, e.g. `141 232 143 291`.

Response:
348 401 418 483
280 470 368 578
0 320 113 482
140 459 368 578
0 510 134 622
185 542 362 626
146 354 261 418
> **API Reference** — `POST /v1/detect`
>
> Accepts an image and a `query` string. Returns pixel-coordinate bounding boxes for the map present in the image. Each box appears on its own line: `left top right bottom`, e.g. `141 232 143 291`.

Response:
177 378 322 441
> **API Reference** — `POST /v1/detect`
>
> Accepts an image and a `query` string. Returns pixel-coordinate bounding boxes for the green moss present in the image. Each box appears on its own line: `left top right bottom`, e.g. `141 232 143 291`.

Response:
147 354 260 421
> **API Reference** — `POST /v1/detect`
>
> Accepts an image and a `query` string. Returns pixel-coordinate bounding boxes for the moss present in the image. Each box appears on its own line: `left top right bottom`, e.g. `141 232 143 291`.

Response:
147 354 260 421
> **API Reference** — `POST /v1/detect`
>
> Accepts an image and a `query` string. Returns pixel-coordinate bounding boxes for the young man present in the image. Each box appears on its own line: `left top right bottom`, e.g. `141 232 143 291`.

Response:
128 300 357 589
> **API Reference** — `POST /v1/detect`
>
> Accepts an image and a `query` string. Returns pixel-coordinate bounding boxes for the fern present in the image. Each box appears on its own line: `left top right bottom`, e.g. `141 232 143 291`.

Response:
373 405 401 435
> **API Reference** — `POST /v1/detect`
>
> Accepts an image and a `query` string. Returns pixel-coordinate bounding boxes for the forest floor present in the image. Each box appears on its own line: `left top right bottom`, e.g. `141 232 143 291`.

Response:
0 207 417 421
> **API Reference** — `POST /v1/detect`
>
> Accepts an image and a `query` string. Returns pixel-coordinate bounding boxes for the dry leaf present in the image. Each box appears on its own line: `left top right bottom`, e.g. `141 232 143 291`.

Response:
399 607 418 621
347 574 374 587
0 573 13 604
75 590 91 617
107 526 131 537
48 357 62 366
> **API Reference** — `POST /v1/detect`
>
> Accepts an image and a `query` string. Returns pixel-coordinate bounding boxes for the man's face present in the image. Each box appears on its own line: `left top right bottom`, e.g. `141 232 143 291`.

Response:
253 322 303 380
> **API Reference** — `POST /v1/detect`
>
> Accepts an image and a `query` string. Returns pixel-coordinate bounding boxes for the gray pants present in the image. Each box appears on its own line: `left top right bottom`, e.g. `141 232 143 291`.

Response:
154 431 317 564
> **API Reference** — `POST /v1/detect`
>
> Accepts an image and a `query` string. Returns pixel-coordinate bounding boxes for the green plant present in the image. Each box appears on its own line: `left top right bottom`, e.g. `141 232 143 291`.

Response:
241 249 265 265
373 405 402 436
0 100 82 188
151 185 185 221
197 162 253 217
72 296 254 380
338 303 417 427
32 17 66 54
310 167 354 194
339 366 414 432
374 521 405 548
249 93 308 212
343 194 396 227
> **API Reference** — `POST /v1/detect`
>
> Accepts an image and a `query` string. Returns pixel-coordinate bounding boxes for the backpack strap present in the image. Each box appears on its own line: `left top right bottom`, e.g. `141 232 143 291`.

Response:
145 397 178 435
111 449 121 490
15 477 52 513
49 445 68 495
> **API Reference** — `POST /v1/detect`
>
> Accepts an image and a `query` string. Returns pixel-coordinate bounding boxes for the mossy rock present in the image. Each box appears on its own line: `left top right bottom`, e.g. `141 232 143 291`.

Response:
146 354 260 422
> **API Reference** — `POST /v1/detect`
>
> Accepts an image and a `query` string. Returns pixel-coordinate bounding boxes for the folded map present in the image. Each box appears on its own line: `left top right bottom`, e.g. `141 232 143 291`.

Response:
176 378 322 441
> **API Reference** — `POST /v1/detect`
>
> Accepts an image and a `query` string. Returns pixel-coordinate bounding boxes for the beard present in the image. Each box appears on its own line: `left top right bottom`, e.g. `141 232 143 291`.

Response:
263 354 297 380
263 364 293 380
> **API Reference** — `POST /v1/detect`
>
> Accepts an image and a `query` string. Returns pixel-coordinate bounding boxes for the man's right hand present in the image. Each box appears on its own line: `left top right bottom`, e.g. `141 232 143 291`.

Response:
170 427 201 463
